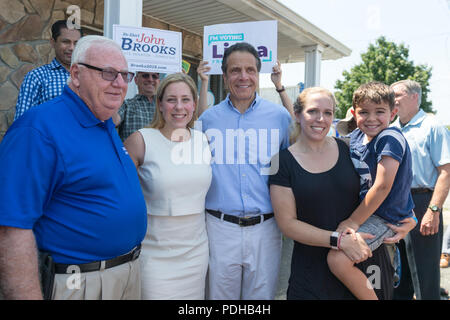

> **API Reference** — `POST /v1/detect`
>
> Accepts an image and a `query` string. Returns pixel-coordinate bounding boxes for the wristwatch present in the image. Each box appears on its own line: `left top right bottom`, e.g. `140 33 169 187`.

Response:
276 86 285 93
330 231 339 250
428 205 442 214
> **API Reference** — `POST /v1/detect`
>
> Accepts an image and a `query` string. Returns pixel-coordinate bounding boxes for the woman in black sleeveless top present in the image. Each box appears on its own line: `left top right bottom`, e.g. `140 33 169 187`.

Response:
269 87 415 299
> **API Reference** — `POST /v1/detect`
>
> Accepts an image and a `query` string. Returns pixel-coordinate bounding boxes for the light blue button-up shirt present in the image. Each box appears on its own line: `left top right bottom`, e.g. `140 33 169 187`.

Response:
391 109 450 189
197 93 291 216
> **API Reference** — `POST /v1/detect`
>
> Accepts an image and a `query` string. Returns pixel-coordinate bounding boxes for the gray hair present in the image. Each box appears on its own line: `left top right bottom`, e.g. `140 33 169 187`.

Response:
391 79 422 107
68 35 124 85
71 35 123 66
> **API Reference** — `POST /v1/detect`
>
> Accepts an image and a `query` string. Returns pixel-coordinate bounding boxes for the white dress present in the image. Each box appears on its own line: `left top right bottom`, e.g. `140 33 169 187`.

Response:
137 128 212 300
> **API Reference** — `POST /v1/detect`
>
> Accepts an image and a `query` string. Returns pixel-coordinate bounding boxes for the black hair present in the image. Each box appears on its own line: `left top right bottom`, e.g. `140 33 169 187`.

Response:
51 20 82 41
221 42 261 74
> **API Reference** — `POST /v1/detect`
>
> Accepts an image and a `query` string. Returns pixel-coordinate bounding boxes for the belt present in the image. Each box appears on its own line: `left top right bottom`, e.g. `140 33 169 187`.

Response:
54 244 141 274
411 188 433 194
207 209 274 227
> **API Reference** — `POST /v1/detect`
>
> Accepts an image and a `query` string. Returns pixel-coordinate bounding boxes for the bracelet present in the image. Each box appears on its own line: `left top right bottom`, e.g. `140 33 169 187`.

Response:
337 232 344 250
276 86 285 93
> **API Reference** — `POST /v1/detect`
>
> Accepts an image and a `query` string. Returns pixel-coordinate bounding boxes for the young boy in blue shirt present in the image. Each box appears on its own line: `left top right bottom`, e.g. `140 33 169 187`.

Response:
327 81 416 300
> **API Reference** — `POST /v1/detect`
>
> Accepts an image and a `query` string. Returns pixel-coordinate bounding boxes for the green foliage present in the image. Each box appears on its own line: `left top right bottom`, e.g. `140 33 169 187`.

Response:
334 36 433 118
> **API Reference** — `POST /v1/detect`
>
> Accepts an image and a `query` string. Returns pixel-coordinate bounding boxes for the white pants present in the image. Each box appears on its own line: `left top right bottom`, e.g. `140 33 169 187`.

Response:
206 213 282 300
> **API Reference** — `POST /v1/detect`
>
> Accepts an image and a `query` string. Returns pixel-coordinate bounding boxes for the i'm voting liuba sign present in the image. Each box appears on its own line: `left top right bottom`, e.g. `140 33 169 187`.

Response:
203 20 278 74
113 24 182 73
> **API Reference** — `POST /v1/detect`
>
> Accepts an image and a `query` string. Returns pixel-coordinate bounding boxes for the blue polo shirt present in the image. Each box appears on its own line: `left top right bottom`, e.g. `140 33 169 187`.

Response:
0 86 147 264
349 127 414 224
197 93 291 216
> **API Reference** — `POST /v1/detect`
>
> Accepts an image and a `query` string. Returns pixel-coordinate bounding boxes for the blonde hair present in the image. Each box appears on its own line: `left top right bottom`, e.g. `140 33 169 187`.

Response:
149 73 198 129
290 87 336 144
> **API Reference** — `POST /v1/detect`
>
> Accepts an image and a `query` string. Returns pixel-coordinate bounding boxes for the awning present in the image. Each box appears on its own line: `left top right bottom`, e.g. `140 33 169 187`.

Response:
142 0 351 62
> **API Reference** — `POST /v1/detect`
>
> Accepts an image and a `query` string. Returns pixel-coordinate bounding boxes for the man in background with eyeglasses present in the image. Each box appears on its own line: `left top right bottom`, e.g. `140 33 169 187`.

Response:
113 71 161 141
0 36 147 300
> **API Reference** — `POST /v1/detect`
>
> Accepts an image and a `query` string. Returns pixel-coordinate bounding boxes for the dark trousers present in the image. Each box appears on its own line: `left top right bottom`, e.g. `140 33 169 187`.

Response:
394 191 443 300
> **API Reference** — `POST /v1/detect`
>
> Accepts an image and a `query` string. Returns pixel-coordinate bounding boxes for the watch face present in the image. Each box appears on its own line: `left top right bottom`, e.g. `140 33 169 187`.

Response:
429 205 441 212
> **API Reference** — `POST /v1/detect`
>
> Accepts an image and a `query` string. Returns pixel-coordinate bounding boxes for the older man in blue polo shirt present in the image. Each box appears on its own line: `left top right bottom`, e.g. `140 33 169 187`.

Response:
198 42 291 300
0 36 147 300
391 80 450 300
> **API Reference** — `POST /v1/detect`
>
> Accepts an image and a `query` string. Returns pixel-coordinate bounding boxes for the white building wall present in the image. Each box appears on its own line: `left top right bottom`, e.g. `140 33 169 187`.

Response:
259 85 299 106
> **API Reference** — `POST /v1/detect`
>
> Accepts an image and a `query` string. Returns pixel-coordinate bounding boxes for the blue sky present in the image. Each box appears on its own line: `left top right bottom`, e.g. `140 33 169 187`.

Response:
260 0 450 124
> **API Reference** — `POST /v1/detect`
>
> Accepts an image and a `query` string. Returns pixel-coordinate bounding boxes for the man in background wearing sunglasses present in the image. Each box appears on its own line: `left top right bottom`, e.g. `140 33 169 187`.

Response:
0 36 147 300
113 71 161 141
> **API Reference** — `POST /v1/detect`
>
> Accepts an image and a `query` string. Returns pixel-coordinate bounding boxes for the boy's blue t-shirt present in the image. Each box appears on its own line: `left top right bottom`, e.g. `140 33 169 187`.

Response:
349 127 414 224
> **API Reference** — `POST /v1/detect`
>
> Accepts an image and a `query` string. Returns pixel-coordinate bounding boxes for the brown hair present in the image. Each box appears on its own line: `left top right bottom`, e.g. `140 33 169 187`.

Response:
353 81 395 110
290 87 336 143
149 72 198 129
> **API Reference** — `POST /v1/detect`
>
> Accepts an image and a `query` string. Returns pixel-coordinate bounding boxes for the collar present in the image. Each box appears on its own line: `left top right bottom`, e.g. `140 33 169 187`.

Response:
135 94 155 103
399 109 427 128
63 85 114 130
225 93 260 113
49 58 68 71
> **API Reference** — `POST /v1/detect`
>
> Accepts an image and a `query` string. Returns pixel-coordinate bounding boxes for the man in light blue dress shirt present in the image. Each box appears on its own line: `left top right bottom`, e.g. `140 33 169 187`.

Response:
14 20 82 121
391 80 450 300
198 43 291 299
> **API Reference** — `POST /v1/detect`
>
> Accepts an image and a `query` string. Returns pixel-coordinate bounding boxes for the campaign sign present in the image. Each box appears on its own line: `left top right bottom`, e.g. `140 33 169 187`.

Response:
203 20 277 74
113 24 182 73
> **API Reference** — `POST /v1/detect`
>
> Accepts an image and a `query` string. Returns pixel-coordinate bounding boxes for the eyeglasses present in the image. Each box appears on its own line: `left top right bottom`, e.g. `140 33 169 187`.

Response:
78 63 135 83
139 73 159 80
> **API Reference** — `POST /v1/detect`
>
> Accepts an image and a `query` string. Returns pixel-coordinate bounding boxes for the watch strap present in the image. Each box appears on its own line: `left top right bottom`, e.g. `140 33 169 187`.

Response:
330 231 339 250
428 205 442 214
276 86 285 93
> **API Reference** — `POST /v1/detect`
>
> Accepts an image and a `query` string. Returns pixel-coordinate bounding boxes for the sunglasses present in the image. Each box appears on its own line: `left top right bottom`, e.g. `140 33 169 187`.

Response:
140 73 159 80
78 63 135 83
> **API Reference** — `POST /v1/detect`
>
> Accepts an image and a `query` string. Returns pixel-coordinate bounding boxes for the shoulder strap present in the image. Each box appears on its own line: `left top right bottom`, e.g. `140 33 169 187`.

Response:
337 136 350 147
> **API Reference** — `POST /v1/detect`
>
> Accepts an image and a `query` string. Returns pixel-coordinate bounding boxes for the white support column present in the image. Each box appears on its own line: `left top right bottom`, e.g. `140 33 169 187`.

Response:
104 0 142 38
104 0 143 98
304 45 323 88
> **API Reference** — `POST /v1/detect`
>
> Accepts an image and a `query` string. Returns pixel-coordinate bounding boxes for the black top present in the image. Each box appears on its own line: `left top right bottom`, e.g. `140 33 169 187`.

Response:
269 138 393 299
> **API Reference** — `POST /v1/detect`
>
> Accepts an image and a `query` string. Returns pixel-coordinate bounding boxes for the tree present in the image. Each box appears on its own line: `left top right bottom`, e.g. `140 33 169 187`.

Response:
334 36 433 118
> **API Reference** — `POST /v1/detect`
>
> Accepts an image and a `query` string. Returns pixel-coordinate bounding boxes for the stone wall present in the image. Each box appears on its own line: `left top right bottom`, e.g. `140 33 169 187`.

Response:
0 0 104 141
0 0 203 142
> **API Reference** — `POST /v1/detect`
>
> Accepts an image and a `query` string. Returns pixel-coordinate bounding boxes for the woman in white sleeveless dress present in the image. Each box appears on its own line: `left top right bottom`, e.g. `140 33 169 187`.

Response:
124 73 212 299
